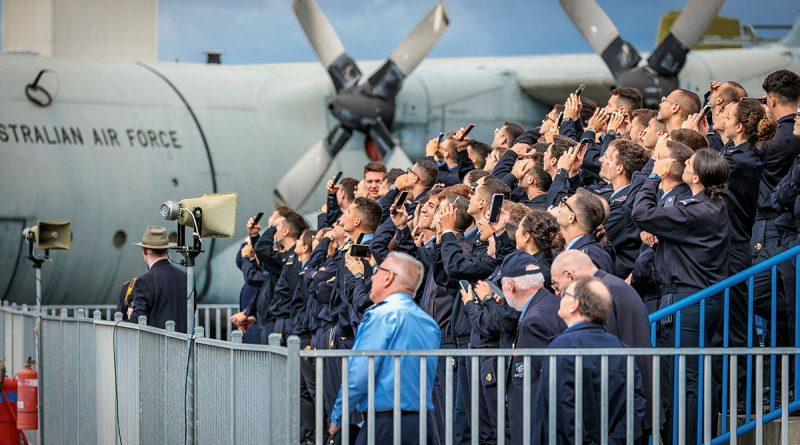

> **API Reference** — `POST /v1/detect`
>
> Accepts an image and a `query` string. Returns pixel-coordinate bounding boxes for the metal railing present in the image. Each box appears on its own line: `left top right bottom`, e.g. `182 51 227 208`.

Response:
649 243 800 444
37 303 239 340
1 302 798 445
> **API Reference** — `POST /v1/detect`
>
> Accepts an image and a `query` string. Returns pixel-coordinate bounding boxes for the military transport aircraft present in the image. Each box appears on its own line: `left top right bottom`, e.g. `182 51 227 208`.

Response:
0 0 798 305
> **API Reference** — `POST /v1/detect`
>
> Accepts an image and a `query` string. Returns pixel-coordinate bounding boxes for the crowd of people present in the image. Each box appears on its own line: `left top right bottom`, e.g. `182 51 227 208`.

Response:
226 69 800 445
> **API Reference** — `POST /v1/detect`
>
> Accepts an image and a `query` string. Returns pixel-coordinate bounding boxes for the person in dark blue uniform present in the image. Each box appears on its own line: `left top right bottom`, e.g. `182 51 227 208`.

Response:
749 69 800 349
501 252 566 445
629 139 693 313
556 188 616 274
235 238 266 344
512 209 562 291
597 139 650 277
532 276 646 444
631 148 731 444
129 225 188 332
718 98 777 399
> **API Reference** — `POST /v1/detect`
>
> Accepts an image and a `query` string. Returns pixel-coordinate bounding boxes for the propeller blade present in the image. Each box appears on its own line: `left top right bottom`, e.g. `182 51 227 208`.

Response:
273 125 352 209
292 0 362 91
646 0 724 77
366 1 449 98
368 118 413 169
558 0 641 79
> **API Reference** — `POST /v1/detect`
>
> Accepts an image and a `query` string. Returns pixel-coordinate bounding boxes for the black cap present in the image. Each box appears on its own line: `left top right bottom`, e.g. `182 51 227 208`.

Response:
499 251 541 279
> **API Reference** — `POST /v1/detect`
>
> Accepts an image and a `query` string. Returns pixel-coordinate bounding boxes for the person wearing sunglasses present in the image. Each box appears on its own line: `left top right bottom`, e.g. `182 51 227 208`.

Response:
556 189 615 274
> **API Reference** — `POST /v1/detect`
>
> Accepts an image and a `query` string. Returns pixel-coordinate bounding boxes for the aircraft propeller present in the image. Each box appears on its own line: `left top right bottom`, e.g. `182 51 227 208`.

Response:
559 0 724 108
274 0 449 209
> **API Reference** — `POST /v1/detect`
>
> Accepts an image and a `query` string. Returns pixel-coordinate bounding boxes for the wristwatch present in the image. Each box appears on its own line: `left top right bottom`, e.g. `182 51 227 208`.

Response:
353 272 364 279
557 167 569 176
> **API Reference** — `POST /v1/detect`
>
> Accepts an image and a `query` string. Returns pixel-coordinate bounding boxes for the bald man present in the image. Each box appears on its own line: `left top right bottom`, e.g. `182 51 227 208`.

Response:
656 88 702 132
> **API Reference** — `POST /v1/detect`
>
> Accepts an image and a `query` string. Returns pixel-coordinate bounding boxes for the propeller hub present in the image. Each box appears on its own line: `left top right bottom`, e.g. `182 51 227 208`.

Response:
328 86 395 132
616 67 679 110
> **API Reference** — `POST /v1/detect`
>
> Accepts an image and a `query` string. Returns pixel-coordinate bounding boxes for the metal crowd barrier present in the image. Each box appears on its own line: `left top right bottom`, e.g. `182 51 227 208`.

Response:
39 303 239 340
650 244 800 444
0 304 299 445
1 301 798 445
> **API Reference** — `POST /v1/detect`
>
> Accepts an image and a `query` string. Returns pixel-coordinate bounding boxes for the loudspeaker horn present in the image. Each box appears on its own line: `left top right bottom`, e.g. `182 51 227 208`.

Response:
178 192 238 238
28 220 72 250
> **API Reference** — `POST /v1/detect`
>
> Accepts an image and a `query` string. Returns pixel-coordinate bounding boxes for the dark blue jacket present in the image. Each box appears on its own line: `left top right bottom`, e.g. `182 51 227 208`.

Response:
632 178 730 295
756 114 800 218
773 156 800 235
532 323 646 444
722 142 763 242
507 288 566 445
604 186 640 278
567 233 616 275
130 259 188 333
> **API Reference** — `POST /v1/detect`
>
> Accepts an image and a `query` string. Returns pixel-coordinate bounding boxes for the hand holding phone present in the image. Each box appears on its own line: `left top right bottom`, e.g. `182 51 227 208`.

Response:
488 193 504 223
574 84 586 96
458 123 476 140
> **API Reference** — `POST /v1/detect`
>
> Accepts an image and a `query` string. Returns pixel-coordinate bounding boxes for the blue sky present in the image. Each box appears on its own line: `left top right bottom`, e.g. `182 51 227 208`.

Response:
1 0 798 63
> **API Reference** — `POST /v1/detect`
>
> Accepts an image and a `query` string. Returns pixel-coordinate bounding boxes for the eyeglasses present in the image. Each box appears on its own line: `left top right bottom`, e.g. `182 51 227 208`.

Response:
560 289 575 300
372 265 393 276
559 196 578 221
406 168 419 178
661 96 679 107
542 115 555 123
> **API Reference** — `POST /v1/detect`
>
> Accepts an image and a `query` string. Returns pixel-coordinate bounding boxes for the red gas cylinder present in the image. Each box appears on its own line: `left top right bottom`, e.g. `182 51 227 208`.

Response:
0 376 18 444
16 359 37 431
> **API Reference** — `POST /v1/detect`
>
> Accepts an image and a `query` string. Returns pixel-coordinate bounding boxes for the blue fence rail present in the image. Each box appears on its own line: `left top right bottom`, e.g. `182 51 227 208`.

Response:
649 243 800 444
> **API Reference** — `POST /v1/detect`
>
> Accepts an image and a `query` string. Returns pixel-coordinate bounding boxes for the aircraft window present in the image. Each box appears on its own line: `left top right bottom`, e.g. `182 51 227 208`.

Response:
171 178 179 187
113 230 126 248
169 232 178 243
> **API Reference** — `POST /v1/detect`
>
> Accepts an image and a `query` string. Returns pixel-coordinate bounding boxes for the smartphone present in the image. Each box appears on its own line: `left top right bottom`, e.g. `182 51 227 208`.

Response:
437 132 445 144
253 212 264 225
744 96 767 105
574 84 586 96
700 104 712 117
555 111 564 128
393 190 409 207
487 281 505 300
350 244 370 258
332 171 343 185
459 280 470 295
488 193 504 223
460 123 476 140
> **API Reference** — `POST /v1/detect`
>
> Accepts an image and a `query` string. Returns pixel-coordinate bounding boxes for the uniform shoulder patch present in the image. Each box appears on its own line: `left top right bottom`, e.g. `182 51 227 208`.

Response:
677 198 700 206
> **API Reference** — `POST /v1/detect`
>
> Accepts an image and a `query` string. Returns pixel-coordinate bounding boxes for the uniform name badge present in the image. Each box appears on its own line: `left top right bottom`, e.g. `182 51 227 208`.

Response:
513 362 524 379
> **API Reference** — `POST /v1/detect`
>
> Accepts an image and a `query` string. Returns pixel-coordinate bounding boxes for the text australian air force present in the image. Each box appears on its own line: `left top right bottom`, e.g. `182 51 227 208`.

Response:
0 123 183 149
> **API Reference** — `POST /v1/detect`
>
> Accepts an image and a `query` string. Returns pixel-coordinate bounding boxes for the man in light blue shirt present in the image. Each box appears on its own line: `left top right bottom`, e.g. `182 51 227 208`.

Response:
328 252 440 444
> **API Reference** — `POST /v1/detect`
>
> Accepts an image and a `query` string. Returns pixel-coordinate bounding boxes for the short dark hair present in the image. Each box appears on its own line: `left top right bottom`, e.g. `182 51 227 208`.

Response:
274 206 294 217
414 159 439 189
477 176 511 200
282 212 309 239
352 197 382 232
442 194 473 232
734 98 778 143
464 169 490 184
632 109 656 128
528 165 552 192
718 86 744 105
339 177 359 201
692 148 730 200
611 87 644 111
579 97 598 125
504 122 525 145
384 168 404 186
723 81 747 98
519 209 561 251
467 140 492 169
363 161 387 176
611 139 649 181
573 188 606 232
570 276 612 325
665 140 694 181
550 135 576 161
669 129 708 151
551 104 565 115
762 69 800 103
674 88 702 115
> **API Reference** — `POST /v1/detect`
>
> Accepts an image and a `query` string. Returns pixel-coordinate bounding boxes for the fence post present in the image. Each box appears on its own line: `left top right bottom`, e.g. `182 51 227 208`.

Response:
286 336 301 445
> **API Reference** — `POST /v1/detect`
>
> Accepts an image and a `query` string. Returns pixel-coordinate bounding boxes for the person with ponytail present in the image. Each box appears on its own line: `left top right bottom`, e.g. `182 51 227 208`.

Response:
631 148 731 444
719 98 779 372
514 209 563 291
